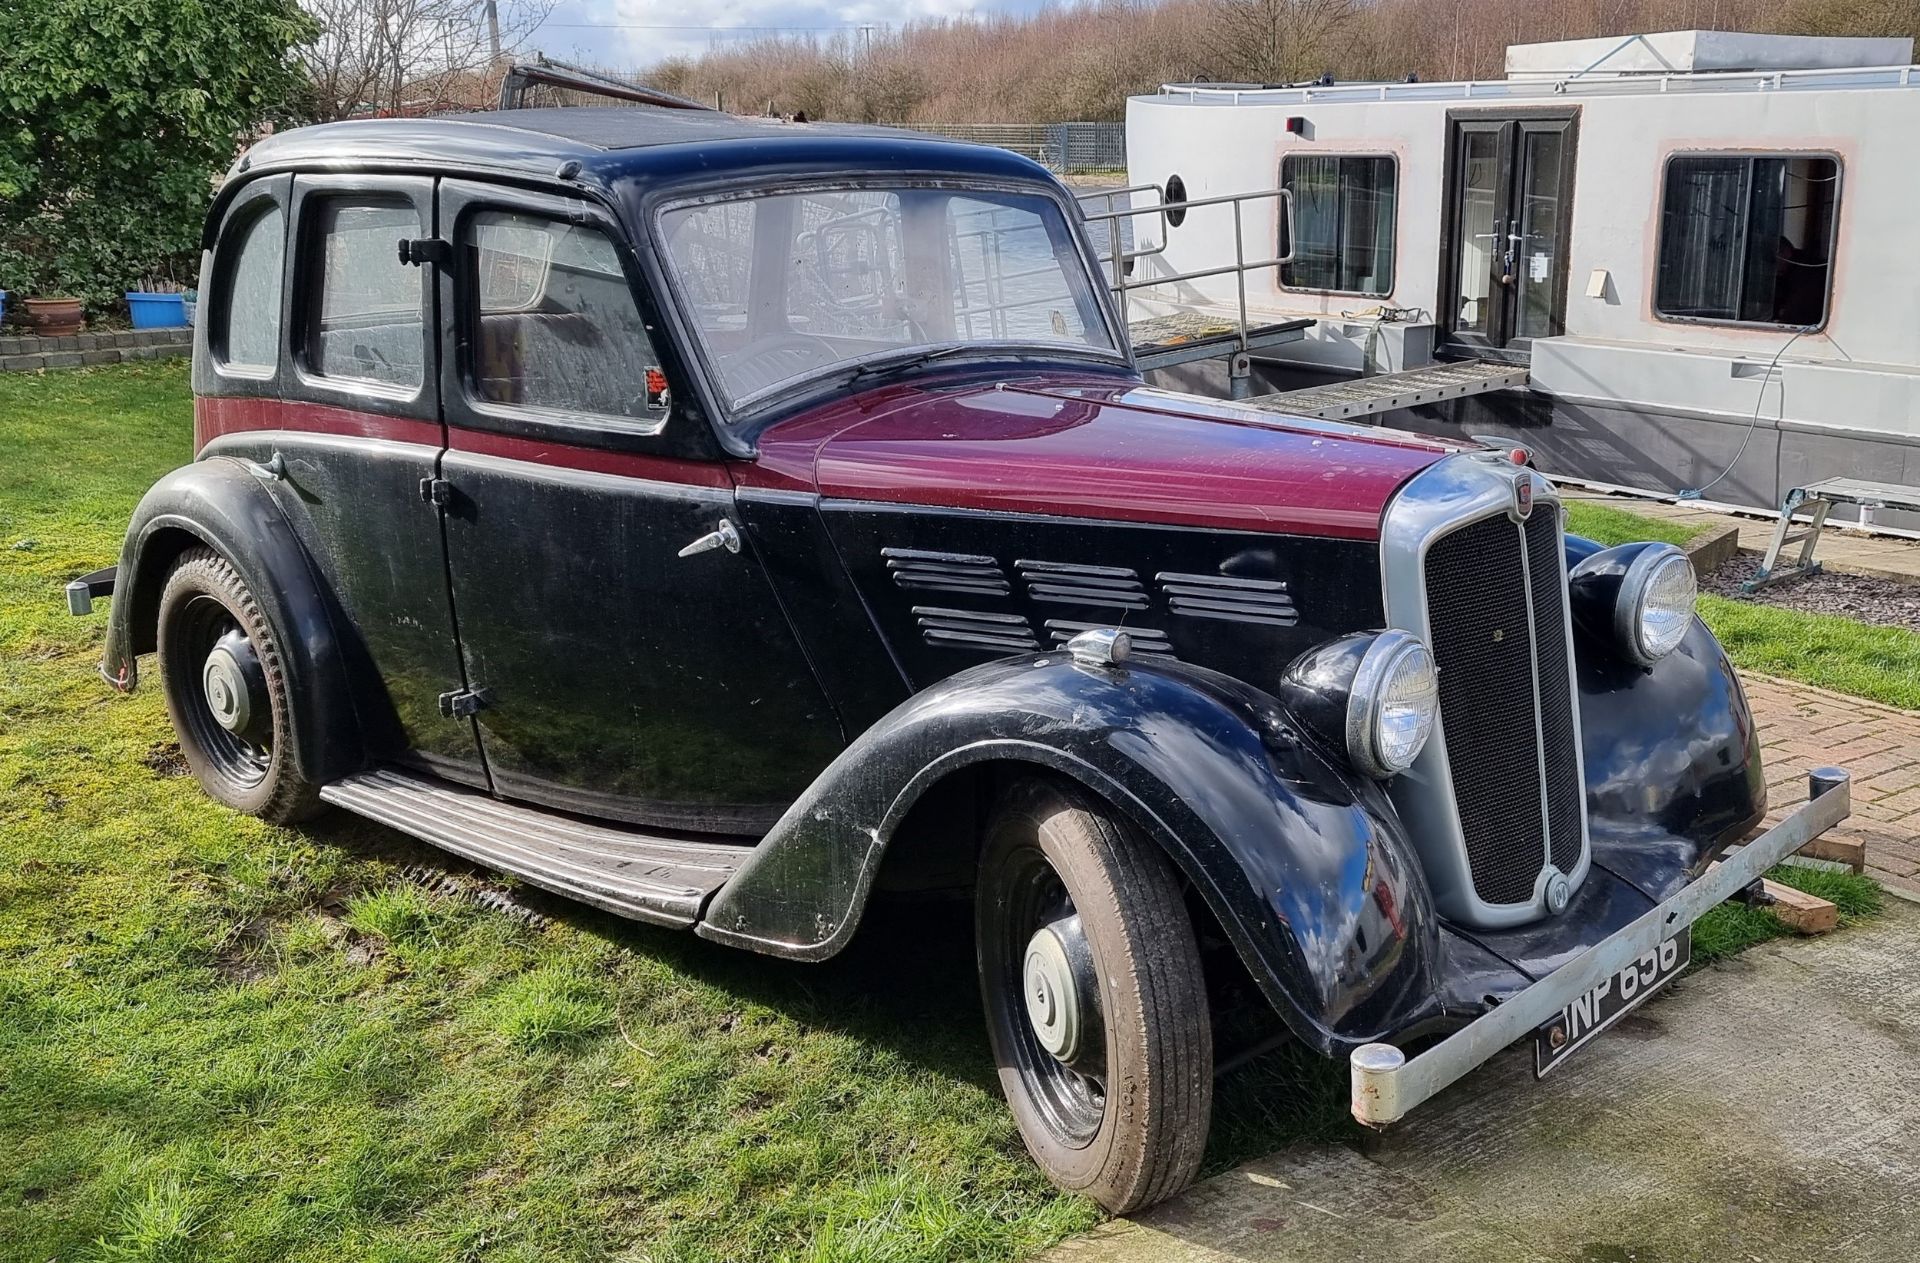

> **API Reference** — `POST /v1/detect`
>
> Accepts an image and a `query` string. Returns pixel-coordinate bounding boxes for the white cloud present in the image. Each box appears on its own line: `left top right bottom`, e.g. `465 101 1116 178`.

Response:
528 0 1012 69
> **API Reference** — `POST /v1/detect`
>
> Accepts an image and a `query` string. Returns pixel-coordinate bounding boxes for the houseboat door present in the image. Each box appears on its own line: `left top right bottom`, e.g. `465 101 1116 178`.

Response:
1439 110 1578 358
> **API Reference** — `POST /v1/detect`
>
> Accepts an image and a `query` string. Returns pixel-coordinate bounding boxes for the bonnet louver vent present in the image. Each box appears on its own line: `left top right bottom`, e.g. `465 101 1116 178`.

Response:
1158 572 1298 626
1045 620 1176 659
1016 560 1149 609
883 548 1010 596
914 606 1037 653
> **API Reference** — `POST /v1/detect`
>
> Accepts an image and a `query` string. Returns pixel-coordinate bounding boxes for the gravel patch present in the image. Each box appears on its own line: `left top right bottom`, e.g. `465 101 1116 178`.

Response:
1702 553 1920 634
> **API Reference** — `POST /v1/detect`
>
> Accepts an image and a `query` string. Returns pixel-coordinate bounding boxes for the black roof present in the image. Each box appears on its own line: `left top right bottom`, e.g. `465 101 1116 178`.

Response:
214 108 1064 249
429 106 912 150
234 108 1045 187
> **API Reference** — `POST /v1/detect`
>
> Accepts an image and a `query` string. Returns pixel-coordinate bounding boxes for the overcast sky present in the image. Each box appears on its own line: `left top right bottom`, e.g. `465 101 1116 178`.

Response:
525 0 1026 69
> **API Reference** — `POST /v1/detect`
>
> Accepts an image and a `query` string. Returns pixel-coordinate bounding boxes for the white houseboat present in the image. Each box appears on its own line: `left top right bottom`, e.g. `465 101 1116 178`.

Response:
1111 31 1920 527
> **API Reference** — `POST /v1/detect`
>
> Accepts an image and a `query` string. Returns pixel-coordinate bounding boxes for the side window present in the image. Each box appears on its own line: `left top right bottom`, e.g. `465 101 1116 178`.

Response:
308 200 425 390
219 204 285 374
468 210 664 422
1279 155 1397 296
1656 154 1838 328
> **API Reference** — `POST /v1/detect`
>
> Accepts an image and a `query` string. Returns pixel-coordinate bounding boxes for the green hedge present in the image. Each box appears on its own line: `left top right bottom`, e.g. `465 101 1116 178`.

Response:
0 0 316 315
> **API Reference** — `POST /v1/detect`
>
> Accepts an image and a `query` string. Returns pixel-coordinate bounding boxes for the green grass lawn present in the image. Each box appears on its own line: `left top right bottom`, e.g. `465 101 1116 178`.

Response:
0 364 1882 1261
1565 499 1920 710
1563 500 1708 550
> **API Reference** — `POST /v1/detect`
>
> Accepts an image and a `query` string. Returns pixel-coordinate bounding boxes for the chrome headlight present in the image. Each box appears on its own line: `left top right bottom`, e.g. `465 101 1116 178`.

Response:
1280 630 1439 780
1345 631 1440 778
1570 541 1699 668
1616 545 1697 666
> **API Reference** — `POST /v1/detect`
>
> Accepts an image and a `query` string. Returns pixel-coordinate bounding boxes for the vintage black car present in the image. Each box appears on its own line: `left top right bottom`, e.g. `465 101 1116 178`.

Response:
73 106 1850 1212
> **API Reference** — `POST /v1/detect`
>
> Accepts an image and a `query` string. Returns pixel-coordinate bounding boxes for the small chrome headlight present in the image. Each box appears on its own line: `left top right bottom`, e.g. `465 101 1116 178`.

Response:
1345 630 1439 779
1617 545 1696 666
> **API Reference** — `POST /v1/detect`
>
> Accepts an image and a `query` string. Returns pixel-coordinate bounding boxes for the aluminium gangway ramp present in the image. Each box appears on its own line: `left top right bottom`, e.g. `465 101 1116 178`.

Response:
1240 360 1529 422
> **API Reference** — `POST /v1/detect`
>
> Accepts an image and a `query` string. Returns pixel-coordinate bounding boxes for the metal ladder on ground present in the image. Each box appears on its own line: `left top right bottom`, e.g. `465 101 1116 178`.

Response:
1747 477 1920 590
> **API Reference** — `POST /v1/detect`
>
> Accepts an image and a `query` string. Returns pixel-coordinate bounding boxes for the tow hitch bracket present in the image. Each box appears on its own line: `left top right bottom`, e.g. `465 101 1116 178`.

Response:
66 566 118 616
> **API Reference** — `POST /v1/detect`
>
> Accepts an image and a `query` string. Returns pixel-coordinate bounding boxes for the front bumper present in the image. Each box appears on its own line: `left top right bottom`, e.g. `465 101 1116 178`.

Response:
1350 767 1852 1126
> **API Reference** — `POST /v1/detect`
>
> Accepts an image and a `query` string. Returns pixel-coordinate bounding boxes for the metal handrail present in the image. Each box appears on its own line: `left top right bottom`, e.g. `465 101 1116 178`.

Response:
1075 185 1296 358
1156 62 1919 107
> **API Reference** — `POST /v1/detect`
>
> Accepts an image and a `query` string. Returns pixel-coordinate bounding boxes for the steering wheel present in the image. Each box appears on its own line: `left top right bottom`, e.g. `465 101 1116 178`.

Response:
728 333 841 397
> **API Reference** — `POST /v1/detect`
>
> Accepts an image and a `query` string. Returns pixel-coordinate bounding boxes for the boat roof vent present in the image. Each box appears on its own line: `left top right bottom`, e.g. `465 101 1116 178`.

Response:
1504 30 1915 79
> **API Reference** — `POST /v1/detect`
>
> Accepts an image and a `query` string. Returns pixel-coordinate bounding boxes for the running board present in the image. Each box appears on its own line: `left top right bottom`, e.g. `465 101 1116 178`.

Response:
319 768 750 928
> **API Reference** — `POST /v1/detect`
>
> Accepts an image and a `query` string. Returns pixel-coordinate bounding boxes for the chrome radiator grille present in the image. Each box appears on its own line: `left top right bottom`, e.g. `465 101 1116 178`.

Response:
1424 515 1553 906
1381 456 1588 928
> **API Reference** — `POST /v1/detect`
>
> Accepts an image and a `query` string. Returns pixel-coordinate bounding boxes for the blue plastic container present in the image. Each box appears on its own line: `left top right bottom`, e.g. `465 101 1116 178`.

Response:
126 292 188 328
0 290 8 327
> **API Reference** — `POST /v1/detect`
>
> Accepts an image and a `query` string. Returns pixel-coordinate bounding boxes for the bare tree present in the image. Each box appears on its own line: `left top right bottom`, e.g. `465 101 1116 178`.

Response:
298 0 553 121
1204 0 1359 85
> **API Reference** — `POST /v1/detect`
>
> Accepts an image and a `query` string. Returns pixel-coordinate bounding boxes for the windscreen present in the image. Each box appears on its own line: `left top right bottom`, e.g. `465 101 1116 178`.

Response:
659 185 1116 409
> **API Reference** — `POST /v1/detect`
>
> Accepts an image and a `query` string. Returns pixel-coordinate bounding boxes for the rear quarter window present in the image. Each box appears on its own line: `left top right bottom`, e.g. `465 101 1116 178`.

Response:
219 204 285 374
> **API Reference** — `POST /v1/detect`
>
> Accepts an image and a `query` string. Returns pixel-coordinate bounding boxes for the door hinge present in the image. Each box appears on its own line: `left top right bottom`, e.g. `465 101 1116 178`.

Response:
419 476 452 506
397 237 453 267
437 687 493 719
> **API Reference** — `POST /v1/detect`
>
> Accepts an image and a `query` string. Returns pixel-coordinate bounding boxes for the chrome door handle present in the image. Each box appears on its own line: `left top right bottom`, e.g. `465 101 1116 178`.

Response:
677 518 741 558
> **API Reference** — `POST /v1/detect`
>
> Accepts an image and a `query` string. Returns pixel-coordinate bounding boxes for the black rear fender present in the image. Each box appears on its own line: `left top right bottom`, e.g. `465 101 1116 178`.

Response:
698 653 1444 1053
103 459 366 785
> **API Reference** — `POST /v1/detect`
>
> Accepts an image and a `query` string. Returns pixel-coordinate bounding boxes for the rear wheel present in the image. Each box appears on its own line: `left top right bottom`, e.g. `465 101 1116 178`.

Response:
156 547 322 823
976 778 1212 1212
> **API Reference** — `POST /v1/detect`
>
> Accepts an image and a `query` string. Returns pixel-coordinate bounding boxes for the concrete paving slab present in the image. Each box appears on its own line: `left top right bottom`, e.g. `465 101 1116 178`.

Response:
1042 901 1920 1263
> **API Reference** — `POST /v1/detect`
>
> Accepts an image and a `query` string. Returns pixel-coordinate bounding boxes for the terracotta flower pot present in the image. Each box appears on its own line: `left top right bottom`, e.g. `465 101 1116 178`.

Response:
23 297 84 338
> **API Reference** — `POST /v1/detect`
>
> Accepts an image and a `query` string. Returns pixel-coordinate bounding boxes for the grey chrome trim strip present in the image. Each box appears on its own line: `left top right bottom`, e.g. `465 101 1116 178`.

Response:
1349 770 1851 1126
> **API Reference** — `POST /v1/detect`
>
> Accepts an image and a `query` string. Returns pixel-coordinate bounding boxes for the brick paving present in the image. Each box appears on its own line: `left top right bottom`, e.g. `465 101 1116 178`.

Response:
1743 671 1920 898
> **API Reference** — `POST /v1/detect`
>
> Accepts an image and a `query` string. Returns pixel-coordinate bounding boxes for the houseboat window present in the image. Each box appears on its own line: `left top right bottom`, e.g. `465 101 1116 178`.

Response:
307 200 425 390
660 185 1115 409
1279 155 1396 296
220 204 284 374
1655 155 1839 328
466 210 663 422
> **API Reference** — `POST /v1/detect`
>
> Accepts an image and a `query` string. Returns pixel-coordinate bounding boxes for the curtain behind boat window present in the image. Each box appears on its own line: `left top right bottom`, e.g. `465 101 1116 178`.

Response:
1655 155 1839 328
1278 155 1396 296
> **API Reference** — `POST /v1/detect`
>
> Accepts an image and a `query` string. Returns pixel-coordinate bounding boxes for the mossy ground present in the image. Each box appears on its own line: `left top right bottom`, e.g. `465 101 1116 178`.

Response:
0 365 1884 1260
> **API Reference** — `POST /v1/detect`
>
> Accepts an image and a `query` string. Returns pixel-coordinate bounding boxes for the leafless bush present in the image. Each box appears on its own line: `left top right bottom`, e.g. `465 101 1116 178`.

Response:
579 0 1916 123
299 0 554 120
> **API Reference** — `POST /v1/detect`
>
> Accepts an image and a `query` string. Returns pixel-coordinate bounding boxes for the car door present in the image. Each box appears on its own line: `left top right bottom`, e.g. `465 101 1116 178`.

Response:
431 180 845 835
201 174 488 785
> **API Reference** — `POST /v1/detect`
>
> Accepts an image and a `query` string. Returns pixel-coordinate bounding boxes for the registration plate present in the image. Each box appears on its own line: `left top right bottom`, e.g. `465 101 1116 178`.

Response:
1534 927 1691 1077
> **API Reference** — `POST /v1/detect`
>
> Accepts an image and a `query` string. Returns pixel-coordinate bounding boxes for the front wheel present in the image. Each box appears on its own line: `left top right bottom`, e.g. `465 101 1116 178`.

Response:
976 778 1212 1213
155 546 322 824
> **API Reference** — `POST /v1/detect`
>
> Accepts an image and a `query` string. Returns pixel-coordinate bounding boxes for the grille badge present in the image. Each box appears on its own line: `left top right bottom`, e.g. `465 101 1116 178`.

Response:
1510 475 1534 522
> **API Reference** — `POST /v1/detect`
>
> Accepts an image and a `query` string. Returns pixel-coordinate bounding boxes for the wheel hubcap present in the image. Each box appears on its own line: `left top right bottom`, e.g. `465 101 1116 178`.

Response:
1024 924 1083 1062
201 629 268 745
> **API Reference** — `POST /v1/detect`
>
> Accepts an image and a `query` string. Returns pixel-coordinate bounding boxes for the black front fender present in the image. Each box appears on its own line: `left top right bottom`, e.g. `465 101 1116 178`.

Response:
1567 535 1767 898
102 459 365 785
698 653 1446 1054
